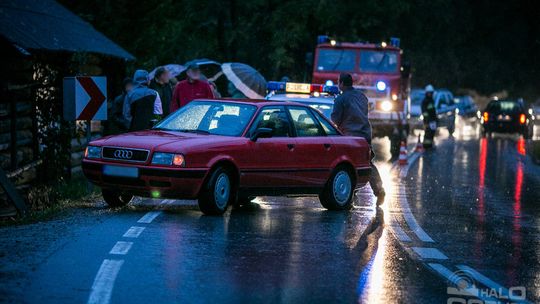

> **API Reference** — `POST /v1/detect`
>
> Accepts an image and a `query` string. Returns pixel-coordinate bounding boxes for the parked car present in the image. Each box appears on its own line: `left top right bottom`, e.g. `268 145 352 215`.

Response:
82 99 372 215
455 95 478 118
410 88 457 134
481 99 534 138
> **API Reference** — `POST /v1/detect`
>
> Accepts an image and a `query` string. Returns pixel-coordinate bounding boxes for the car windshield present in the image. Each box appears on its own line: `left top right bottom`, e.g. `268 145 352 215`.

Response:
316 49 356 72
411 90 425 105
359 50 399 73
304 102 334 118
486 101 522 114
154 101 257 136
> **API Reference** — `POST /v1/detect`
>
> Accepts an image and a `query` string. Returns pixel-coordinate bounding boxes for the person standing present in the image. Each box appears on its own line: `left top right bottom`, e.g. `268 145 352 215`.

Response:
123 70 162 131
106 77 133 134
170 63 214 113
149 67 173 117
421 84 438 149
331 73 386 205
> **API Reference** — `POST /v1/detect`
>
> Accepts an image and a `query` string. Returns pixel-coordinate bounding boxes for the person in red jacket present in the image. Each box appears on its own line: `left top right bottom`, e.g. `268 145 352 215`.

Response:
170 63 214 113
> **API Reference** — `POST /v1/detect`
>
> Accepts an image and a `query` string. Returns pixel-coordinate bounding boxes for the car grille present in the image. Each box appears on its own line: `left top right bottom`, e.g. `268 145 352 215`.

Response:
102 147 149 162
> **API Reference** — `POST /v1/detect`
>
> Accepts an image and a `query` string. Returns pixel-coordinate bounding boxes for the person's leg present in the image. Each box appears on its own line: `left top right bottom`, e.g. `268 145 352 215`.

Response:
369 147 386 205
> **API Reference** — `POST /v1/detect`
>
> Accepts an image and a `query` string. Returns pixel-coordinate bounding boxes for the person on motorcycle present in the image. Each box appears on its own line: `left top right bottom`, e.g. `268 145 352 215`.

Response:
422 84 437 148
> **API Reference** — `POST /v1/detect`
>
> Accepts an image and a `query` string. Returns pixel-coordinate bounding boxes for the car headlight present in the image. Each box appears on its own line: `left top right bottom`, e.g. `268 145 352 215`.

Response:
85 146 101 159
151 152 185 167
381 100 393 112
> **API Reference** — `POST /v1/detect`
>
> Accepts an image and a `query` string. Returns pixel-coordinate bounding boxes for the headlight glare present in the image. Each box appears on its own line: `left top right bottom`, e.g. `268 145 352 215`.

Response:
85 146 102 159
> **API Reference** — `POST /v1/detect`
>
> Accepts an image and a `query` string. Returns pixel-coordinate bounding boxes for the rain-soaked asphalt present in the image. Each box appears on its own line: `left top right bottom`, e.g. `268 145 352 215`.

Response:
2 120 539 303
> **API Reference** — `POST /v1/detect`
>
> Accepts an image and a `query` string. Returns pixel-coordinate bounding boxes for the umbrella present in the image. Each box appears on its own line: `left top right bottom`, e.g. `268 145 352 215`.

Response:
221 62 267 99
148 64 185 80
184 58 220 67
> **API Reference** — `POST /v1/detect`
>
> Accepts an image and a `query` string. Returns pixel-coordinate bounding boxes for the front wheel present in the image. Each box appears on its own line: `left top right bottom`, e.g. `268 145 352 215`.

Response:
198 167 235 215
102 189 133 208
319 166 355 210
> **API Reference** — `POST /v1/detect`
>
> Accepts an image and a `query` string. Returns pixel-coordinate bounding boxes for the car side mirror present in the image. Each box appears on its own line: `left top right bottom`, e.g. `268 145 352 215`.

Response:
250 128 273 142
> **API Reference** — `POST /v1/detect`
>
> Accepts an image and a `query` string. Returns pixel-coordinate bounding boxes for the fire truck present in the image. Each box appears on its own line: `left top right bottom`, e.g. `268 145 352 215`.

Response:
312 36 411 154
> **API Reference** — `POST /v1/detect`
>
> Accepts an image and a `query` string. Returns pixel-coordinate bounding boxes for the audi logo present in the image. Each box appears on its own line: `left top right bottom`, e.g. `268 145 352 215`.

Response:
113 149 133 159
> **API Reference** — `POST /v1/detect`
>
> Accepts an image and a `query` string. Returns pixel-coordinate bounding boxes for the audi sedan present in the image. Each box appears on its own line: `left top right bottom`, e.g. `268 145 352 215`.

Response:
82 99 371 215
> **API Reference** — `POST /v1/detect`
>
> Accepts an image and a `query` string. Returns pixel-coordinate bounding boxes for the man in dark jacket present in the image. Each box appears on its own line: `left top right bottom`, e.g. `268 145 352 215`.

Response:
123 70 162 131
331 73 385 205
170 63 214 113
149 67 173 117
421 84 437 148
106 77 133 134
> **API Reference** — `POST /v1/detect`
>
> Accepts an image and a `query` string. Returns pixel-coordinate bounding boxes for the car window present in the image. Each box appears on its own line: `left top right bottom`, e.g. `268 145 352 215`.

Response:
312 110 339 135
316 49 356 72
288 107 325 137
250 106 291 137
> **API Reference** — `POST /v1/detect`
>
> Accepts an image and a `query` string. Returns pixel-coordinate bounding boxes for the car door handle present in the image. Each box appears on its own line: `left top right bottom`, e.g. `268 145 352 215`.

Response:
287 144 295 150
324 143 331 150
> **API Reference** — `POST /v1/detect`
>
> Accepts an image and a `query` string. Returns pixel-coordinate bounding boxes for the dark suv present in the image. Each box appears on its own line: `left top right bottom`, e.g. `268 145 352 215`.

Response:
481 99 534 138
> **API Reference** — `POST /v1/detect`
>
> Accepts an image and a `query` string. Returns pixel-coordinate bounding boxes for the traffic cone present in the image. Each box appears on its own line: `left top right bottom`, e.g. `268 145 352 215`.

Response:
399 141 408 166
415 134 424 152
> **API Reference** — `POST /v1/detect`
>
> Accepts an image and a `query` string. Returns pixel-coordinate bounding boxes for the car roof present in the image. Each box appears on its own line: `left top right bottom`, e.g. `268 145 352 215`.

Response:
267 93 335 105
191 98 309 108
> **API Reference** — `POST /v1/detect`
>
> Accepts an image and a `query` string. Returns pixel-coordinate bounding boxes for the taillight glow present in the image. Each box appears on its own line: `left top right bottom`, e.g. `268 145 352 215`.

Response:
519 114 526 124
483 112 489 122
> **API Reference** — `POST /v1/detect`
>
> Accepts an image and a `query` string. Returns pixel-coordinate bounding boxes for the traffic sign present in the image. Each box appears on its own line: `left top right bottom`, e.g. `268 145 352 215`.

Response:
63 76 107 121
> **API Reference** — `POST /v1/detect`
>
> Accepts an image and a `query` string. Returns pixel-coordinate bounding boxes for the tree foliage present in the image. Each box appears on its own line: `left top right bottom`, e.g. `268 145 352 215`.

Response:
60 0 540 99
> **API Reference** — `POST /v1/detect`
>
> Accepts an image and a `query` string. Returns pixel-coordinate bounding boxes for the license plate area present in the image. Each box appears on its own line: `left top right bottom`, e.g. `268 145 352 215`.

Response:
103 165 139 178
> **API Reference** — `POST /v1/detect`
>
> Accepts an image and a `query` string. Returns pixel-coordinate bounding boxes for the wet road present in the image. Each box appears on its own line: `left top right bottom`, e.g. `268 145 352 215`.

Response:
1 120 539 303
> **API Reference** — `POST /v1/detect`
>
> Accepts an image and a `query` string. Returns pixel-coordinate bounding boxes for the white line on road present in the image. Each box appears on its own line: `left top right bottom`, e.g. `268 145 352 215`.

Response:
87 259 124 304
122 226 145 238
411 247 448 260
389 219 412 242
137 211 162 224
109 241 133 255
398 184 434 242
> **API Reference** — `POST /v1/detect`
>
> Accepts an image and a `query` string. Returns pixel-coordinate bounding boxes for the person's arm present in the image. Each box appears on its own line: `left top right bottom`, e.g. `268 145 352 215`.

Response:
331 97 344 128
122 94 132 129
153 91 163 115
206 82 215 98
170 84 180 113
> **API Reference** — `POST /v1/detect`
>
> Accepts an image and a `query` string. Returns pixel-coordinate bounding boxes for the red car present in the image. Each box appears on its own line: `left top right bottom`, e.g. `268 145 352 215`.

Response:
82 99 371 215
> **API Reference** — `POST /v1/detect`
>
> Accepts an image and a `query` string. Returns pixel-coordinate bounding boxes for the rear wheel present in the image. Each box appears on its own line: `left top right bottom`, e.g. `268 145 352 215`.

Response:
102 189 133 208
319 166 355 210
198 167 235 215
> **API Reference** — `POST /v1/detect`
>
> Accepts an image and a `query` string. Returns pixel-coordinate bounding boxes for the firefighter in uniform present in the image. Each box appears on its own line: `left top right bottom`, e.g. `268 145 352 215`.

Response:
421 84 437 148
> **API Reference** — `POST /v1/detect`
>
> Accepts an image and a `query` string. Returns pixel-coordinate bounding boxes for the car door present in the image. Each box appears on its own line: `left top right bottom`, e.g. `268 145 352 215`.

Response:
242 106 299 188
286 106 336 187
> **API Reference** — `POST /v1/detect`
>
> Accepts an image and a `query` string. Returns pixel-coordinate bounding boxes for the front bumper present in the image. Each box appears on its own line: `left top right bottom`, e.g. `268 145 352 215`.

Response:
82 160 209 199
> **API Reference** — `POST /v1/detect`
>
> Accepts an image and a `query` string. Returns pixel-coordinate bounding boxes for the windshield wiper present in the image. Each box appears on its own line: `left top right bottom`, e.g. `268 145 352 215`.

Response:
178 129 210 135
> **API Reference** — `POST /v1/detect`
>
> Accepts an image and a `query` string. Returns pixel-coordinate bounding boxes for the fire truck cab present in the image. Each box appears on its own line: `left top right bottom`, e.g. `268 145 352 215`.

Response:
312 36 411 153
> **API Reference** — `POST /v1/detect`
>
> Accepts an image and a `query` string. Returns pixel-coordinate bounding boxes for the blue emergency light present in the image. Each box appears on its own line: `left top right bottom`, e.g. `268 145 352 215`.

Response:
376 81 387 92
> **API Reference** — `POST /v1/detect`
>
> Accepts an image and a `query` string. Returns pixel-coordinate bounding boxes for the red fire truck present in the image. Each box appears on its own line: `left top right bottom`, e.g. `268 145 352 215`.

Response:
312 36 411 153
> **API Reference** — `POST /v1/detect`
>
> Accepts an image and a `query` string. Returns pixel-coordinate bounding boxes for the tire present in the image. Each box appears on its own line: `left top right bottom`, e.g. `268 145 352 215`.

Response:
319 166 355 210
448 120 455 135
102 189 133 208
198 167 235 215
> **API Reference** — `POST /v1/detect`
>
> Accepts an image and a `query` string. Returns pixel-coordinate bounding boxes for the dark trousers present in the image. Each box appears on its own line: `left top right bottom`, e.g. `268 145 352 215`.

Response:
369 146 384 195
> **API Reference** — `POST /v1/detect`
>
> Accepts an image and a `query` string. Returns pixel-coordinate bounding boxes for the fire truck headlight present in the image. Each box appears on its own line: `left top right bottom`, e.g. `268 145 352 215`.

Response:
392 94 398 101
381 100 393 112
376 81 387 91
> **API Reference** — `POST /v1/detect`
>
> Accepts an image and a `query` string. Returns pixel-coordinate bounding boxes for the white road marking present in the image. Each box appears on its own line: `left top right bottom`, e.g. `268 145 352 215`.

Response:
398 184 434 242
389 219 412 242
87 259 124 304
411 247 448 260
109 241 133 255
137 211 162 224
122 226 145 238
